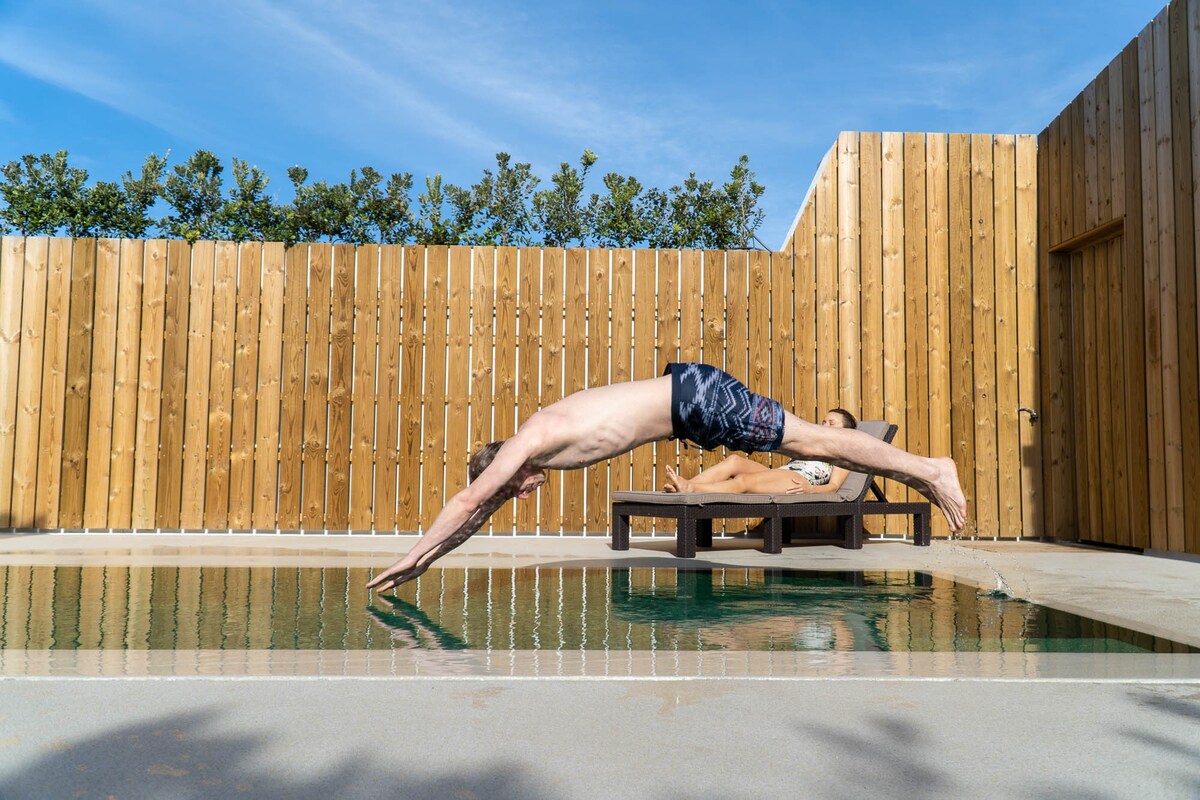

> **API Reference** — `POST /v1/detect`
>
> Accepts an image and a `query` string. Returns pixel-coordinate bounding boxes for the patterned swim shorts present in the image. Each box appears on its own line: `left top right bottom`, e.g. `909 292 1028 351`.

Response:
663 363 785 453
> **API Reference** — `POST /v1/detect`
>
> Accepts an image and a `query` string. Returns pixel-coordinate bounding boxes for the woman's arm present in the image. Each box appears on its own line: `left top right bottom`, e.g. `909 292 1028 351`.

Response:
783 464 850 494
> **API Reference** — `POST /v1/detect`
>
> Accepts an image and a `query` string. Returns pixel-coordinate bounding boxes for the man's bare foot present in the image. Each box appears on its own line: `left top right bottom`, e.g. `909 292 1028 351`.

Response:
663 466 694 493
921 457 968 532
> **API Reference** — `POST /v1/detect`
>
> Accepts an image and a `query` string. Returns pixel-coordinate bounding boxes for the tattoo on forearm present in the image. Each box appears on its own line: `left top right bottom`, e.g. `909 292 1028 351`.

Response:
379 488 514 588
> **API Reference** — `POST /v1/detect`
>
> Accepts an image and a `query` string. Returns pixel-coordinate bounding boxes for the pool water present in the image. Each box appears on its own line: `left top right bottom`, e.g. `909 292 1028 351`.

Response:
0 565 1193 655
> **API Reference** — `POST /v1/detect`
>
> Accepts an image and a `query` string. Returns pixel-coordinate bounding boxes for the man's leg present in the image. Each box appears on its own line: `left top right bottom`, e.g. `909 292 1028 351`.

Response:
775 414 967 531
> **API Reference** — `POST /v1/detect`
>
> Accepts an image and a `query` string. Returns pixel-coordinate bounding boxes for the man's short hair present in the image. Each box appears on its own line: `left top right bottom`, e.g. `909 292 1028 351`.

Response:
829 408 858 429
468 440 507 482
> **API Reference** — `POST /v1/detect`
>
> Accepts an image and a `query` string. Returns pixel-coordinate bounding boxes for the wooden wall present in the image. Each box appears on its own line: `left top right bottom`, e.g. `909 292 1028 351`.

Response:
1039 0 1200 556
780 132 1042 540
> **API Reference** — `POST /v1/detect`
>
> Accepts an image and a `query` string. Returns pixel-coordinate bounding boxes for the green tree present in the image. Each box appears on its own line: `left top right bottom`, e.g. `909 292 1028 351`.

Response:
161 150 225 243
287 166 353 243
415 175 477 245
222 158 282 242
0 151 88 236
472 152 539 246
118 153 168 238
533 149 597 247
717 154 766 249
587 172 650 248
375 171 416 244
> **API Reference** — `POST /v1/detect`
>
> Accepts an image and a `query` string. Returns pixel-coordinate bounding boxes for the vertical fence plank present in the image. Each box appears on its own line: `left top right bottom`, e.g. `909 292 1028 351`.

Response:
229 241 261 530
204 241 236 530
881 133 907 527
749 249 772 419
1122 39 1150 548
446 246 473 529
1097 69 1114 223
467 246 495 530
678 249 703 480
538 248 564 531
396 243 423 531
492 246 519 532
815 148 839 415
1154 9 1185 552
1015 135 1043 539
1084 83 1100 230
1105 236 1131 546
154 240 190 529
1188 0 1200 555
374 245 402 531
926 135 952 539
948 134 977 535
560 248 586 531
632 248 657 501
131 241 166 529
793 208 817 426
585 248 610 532
301 244 331 531
769 250 794 417
609 247 634 502
1169 0 1199 554
859 133 884 426
11 238 47 528
1082 246 1103 539
837 132 862 414
60 238 96 528
325 244 355 531
1140 23 1169 549
993 136 1021 538
83 237 119 529
701 250 725 474
251 243 285 530
34 240 72 528
179 241 214 529
276 244 308 531
657 249 681 534
0 238 27 528
350 244 379 531
1097 241 1119 541
107 240 143 528
971 135 1000 538
904 133 929 517
1070 251 1092 541
517 246 542 532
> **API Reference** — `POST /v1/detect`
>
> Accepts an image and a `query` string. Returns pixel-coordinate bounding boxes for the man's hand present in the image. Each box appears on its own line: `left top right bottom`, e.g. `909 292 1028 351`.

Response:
366 555 433 593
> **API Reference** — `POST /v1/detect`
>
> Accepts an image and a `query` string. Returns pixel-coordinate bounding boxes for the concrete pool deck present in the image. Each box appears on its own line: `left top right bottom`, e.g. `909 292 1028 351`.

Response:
2 532 1199 798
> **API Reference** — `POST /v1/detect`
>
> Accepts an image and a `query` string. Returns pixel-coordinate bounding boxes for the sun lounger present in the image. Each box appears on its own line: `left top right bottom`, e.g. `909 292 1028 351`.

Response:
611 421 932 557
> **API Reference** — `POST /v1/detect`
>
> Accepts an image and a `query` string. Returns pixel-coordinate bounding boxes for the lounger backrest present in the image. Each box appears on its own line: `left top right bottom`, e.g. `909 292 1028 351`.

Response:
833 420 896 501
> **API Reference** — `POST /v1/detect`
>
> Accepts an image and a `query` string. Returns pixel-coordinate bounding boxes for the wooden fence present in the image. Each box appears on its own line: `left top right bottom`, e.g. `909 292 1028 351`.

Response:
0 239 812 534
780 132 1042 540
1038 0 1200 556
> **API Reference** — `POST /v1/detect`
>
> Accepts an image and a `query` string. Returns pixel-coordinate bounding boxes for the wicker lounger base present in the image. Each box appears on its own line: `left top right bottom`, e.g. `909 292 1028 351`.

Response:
611 496 932 558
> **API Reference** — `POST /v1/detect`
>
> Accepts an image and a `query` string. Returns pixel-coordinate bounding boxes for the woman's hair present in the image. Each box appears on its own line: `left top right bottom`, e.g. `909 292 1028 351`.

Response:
468 440 507 482
828 408 858 429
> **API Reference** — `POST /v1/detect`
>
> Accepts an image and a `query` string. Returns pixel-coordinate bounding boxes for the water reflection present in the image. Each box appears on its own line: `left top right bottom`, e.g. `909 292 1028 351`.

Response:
0 565 1193 654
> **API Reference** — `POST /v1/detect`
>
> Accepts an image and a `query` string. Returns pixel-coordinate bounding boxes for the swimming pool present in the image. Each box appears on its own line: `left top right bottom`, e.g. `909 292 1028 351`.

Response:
1 564 1192 661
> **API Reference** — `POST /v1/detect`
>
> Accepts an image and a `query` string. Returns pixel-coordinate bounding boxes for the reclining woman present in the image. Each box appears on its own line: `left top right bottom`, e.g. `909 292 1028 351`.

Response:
663 408 858 495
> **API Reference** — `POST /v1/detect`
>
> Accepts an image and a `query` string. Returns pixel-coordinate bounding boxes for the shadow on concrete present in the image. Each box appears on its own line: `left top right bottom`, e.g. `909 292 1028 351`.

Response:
0 710 554 800
794 713 956 799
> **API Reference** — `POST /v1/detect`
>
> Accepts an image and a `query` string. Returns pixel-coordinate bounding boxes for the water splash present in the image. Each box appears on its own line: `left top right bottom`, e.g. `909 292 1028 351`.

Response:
933 521 1030 602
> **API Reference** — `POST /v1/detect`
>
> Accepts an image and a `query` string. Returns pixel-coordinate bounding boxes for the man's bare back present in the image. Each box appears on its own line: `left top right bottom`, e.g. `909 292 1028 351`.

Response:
521 376 674 469
367 366 968 592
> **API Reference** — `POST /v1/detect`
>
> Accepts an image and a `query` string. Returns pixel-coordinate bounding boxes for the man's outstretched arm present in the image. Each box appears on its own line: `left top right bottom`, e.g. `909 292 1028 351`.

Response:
366 437 537 592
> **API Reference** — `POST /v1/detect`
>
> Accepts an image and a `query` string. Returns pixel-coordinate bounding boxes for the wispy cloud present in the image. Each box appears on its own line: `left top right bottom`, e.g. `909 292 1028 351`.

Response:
0 23 218 144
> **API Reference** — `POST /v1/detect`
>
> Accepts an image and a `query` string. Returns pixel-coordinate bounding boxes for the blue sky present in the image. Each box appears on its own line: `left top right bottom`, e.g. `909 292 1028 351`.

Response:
0 0 1166 248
